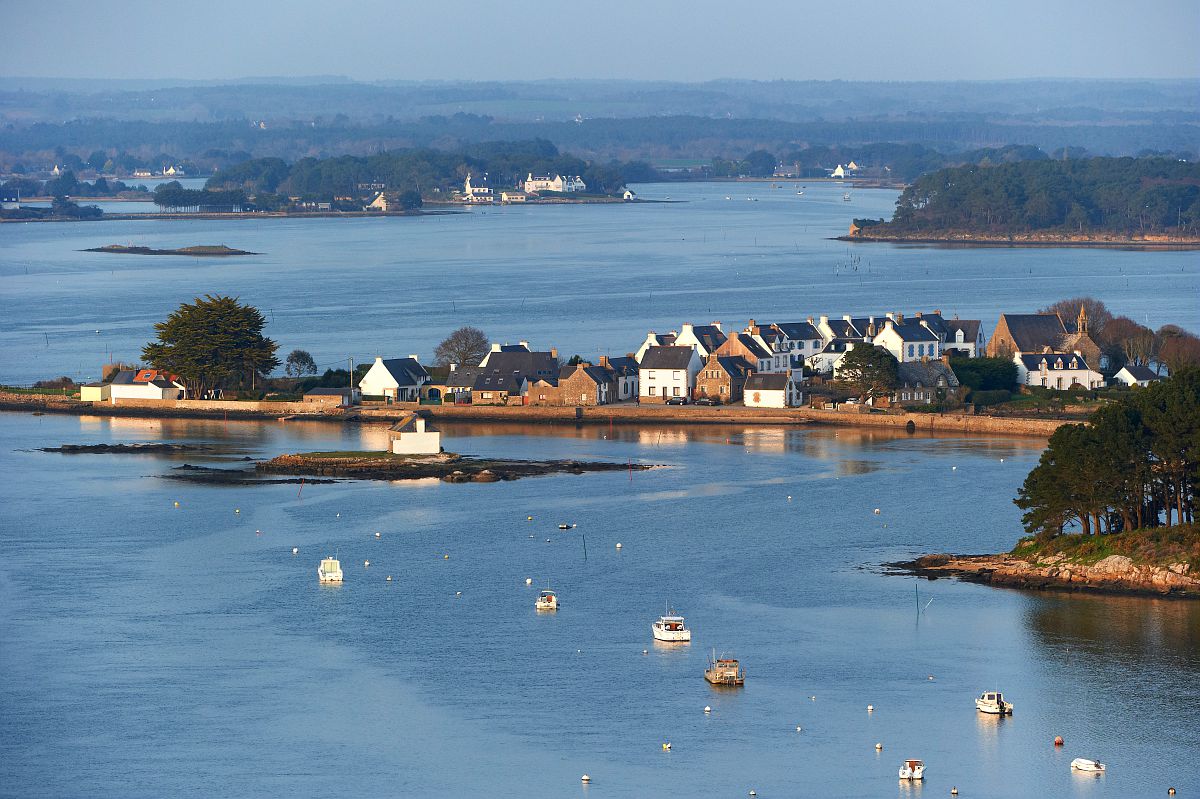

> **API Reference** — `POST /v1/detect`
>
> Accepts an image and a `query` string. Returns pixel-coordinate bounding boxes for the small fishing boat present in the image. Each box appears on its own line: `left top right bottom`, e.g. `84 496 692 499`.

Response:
652 610 692 643
535 589 558 612
796 190 804 195
558 523 575 530
975 691 1013 715
843 193 851 201
317 555 343 584
704 651 744 686
1071 758 1106 773
898 759 925 780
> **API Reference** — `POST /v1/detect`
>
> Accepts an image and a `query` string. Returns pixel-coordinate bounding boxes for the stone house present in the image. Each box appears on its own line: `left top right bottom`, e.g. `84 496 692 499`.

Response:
891 359 962 406
715 332 773 373
695 355 753 403
1113 364 1163 388
986 313 1069 358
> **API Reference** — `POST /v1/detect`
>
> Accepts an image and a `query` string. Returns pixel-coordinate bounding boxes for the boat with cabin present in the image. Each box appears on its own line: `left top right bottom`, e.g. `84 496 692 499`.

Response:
975 691 1013 715
317 555 343 584
652 610 692 643
1071 758 1106 773
535 589 558 612
704 651 744 686
898 759 925 780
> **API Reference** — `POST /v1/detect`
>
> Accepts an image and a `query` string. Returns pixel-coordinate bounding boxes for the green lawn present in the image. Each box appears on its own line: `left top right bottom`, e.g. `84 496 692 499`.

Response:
1011 524 1200 570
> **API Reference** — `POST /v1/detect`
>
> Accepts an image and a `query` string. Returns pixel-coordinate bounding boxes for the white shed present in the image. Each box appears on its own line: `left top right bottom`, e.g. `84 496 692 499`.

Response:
389 414 441 455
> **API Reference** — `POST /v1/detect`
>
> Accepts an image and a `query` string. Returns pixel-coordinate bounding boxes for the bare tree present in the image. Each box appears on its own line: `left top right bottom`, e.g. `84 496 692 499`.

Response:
1157 326 1200 374
434 326 489 368
1038 297 1112 335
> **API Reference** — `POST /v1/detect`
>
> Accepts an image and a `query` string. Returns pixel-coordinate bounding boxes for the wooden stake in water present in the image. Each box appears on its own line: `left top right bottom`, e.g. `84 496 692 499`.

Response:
297 477 305 499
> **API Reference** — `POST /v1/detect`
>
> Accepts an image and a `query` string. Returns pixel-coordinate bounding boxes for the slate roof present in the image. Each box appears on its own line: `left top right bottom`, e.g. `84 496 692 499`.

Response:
485 351 559 380
1121 364 1162 381
897 360 960 388
712 355 753 377
559 364 613 385
912 312 950 339
640 346 696 370
825 318 861 339
944 319 981 342
1018 353 1094 372
1001 314 1068 352
745 373 789 391
606 356 639 377
883 320 939 342
688 324 728 354
378 357 429 387
774 321 822 340
727 332 771 360
446 368 482 389
388 413 435 434
472 371 527 393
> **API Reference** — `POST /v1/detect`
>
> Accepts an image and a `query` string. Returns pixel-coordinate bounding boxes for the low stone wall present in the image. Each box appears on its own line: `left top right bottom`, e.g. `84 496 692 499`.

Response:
110 397 322 414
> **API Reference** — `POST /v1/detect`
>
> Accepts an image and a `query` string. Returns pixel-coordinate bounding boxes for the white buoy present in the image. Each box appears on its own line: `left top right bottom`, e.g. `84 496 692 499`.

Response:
291 547 298 555
875 742 883 750
704 706 712 713
874 508 881 515
615 542 622 549
335 513 340 518
796 725 802 732
527 516 533 521
952 466 957 471
444 554 449 559
928 675 935 680
386 575 392 582
867 705 874 711
787 495 792 501
810 695 816 701
951 788 959 796
173 501 180 507
525 577 533 585
642 649 648 655
364 560 370 567
749 791 757 797
375 532 381 539
581 774 591 783
255 529 261 535
1000 458 1005 463
456 591 462 597
234 508 240 514
546 538 552 543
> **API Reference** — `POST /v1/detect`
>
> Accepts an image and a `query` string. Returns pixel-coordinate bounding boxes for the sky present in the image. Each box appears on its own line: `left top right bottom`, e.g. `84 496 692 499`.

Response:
3 0 1198 82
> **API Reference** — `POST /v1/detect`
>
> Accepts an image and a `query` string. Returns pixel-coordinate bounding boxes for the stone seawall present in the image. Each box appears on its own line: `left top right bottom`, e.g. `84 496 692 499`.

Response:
0 391 1065 437
890 553 1200 598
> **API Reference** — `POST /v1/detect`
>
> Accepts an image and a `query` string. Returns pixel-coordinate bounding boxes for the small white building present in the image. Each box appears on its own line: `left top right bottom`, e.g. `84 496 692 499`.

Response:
388 414 441 455
365 192 392 211
359 356 430 402
80 383 110 402
744 373 800 408
623 189 636 201
638 345 701 403
1113 364 1164 388
523 173 587 194
831 164 847 178
108 369 185 403
463 173 493 203
1015 350 1104 390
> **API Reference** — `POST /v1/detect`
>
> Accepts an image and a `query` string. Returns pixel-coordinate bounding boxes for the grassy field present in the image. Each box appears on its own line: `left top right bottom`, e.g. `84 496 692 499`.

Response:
1012 524 1200 570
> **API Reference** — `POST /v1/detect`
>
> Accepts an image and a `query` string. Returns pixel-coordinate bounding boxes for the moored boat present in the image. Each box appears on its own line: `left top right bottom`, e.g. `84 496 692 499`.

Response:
975 691 1013 715
704 651 744 686
652 611 692 643
1071 758 1106 773
535 589 558 612
898 759 925 780
317 556 343 584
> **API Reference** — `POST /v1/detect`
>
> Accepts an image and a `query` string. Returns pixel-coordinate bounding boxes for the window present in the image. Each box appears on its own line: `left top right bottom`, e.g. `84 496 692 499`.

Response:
907 345 914 357
673 387 680 396
581 393 588 402
648 386 655 395
673 371 681 379
918 344 925 356
481 392 493 399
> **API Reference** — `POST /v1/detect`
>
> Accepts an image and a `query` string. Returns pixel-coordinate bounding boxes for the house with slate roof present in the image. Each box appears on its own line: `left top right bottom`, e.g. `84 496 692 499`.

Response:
1014 349 1103 390
635 330 679 361
603 355 640 402
358 356 430 402
872 314 942 362
715 331 774 373
943 318 985 357
987 313 1068 358
744 373 801 408
696 354 753 403
479 341 531 367
388 413 441 454
639 346 701 403
674 322 728 359
891 359 962 406
470 349 560 405
1112 364 1164 388
108 369 186 403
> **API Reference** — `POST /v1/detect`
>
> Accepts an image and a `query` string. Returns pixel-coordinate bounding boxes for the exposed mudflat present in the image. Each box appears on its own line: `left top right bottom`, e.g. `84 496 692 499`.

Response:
41 443 210 454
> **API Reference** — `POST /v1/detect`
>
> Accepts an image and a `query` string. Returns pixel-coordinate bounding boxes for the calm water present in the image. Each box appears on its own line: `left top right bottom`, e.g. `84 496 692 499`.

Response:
1 181 1197 384
1 412 1197 798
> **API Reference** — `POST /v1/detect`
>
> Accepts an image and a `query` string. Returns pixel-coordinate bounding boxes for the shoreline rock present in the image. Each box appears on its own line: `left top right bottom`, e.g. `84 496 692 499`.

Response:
257 452 653 483
885 553 1200 599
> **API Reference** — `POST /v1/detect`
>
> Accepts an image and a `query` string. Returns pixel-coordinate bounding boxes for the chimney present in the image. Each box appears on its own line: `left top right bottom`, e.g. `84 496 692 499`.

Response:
491 343 501 352
519 340 529 349
550 347 558 359
896 312 904 323
747 318 756 329
375 355 384 363
681 323 694 336
843 315 852 322
886 312 895 321
408 354 419 361
712 321 722 331
807 316 815 325
599 355 610 368
819 315 829 327
449 363 457 372
915 311 923 319
940 353 950 365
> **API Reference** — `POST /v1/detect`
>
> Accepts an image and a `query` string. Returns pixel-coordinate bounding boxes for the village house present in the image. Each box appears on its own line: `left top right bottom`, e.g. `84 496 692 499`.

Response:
808 339 858 375
479 341 531 367
500 190 527 203
942 318 985 357
79 382 110 402
715 331 774 373
472 370 528 405
1112 364 1164 388
108 369 185 403
674 322 728 359
872 315 942 362
891 359 962 407
552 361 617 406
523 173 587 194
365 191 397 211
986 312 1069 358
1014 349 1104 390
303 387 358 407
639 346 702 403
463 173 494 203
695 354 753 403
744 373 802 408
603 355 640 401
358 356 430 402
388 413 441 455
471 349 560 405
635 331 678 361
0 188 19 210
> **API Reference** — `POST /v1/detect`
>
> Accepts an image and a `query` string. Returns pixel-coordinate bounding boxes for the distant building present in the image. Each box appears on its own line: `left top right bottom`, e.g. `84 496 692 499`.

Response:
500 190 527 203
744 373 801 408
892 359 962 406
388 414 441 455
303 387 357 407
358 356 429 402
831 164 847 178
79 383 110 402
622 189 637 201
1112 364 1164 388
639 345 701 403
1014 349 1103 390
463 173 494 203
987 313 1068 358
523 173 586 194
365 192 394 211
0 188 19 210
163 165 186 176
108 369 185 403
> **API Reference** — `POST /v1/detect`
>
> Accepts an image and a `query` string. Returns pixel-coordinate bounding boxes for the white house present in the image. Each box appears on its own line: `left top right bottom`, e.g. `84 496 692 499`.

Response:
771 320 825 380
163 165 186 176
600 355 639 401
388 414 441 455
831 164 847 178
365 192 392 211
809 340 857 375
1014 350 1104 390
872 317 942 362
623 189 636 201
358 356 430 402
943 319 985 357
744 373 800 408
1113 364 1164 388
523 173 587 194
463 173 493 203
639 346 701 402
674 322 728 359
108 369 185 403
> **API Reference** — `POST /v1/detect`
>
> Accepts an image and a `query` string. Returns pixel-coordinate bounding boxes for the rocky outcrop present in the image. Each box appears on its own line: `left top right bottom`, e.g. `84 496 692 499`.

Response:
889 553 1200 598
258 452 653 483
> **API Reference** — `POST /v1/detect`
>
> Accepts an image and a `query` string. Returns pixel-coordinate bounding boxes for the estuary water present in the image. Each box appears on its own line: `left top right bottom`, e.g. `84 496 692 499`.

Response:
1 181 1197 385
1 412 1197 798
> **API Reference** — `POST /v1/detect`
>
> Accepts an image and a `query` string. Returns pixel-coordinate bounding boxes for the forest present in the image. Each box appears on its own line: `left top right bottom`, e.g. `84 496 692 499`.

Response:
858 157 1200 236
1015 370 1198 537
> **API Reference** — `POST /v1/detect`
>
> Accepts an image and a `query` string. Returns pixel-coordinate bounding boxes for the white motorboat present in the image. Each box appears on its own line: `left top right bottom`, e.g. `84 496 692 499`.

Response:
535 589 558 612
898 759 925 780
843 193 851 201
975 691 1014 715
1071 758 1106 773
317 556 343 584
652 611 692 643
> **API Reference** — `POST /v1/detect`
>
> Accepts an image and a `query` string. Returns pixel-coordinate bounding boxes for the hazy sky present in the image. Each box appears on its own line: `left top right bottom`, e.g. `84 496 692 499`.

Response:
4 0 1198 82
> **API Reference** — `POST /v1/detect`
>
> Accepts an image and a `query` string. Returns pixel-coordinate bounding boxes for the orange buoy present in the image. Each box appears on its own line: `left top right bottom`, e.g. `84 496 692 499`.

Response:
1053 736 1064 746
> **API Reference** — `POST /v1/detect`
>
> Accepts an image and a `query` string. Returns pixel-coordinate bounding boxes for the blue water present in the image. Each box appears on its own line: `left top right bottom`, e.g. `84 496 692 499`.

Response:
1 181 1196 384
1 412 1196 797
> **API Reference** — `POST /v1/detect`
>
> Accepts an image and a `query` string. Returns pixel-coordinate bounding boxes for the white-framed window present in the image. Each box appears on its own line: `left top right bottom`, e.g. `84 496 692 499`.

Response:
580 393 587 402
673 371 681 379
481 392 493 399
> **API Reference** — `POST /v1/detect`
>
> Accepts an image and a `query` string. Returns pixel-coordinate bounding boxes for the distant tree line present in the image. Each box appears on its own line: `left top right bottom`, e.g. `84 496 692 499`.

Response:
862 157 1200 235
152 181 247 209
1016 370 1199 537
